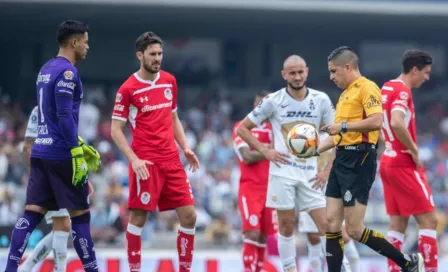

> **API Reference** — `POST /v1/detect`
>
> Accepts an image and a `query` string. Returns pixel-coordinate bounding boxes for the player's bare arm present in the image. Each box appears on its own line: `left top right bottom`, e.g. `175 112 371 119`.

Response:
317 134 335 153
236 117 289 164
323 113 383 135
23 136 35 173
238 146 265 164
111 119 152 180
172 111 200 172
390 110 421 168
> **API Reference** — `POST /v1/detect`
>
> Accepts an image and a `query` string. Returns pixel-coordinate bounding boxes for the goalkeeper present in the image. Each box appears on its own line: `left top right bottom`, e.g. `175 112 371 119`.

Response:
5 20 101 272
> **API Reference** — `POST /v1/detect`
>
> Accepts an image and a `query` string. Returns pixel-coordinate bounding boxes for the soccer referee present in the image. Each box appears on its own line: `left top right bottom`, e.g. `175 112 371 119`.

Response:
318 46 423 272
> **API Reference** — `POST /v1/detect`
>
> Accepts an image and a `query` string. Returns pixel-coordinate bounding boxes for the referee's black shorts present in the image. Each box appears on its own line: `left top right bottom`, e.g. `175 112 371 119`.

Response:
325 143 377 206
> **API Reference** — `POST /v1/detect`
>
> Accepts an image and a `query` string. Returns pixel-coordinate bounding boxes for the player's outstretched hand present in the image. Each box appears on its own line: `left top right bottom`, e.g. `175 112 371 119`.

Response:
131 158 153 180
309 170 329 190
70 146 88 187
402 149 422 169
184 148 200 172
262 149 290 165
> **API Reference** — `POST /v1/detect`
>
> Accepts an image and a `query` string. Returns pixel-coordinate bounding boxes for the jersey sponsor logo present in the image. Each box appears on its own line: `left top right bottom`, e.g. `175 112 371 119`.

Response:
35 137 54 145
392 99 408 107
141 102 172 112
164 88 173 100
140 192 150 204
116 93 122 102
285 162 316 170
399 91 408 100
36 73 51 84
281 111 317 118
114 104 125 111
280 104 289 108
63 71 75 80
366 95 381 108
31 114 37 122
140 96 149 103
57 80 76 90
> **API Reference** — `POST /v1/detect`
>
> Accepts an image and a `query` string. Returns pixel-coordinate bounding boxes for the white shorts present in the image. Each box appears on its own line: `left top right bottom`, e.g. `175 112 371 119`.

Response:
298 211 319 233
45 209 69 224
265 174 326 212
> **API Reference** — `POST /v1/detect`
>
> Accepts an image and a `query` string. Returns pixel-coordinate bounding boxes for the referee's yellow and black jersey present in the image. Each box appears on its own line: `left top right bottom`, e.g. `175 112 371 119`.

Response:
333 76 382 146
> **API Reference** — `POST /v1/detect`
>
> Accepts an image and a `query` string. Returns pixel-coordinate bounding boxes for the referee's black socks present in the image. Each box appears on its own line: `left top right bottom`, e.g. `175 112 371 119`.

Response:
325 231 344 271
359 227 411 268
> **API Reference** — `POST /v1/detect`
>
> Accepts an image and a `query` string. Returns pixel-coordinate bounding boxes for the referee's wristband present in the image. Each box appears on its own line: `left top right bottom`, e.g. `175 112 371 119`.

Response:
341 121 348 133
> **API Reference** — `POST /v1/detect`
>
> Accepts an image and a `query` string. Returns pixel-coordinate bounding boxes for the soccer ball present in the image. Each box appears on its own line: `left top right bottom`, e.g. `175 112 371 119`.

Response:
287 123 319 158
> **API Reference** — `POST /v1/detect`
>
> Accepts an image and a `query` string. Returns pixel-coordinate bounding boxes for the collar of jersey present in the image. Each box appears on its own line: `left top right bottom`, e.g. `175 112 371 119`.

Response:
284 87 309 101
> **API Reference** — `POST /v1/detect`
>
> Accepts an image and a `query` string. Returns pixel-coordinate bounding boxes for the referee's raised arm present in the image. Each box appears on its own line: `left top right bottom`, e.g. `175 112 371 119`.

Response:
323 46 423 272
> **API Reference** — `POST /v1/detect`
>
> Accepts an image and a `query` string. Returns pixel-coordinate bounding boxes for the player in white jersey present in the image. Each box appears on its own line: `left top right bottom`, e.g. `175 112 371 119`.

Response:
237 55 350 272
19 106 71 272
298 132 360 272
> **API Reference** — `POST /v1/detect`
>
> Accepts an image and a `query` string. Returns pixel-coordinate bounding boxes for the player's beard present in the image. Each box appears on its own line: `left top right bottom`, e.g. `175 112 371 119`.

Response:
288 81 306 92
142 57 160 74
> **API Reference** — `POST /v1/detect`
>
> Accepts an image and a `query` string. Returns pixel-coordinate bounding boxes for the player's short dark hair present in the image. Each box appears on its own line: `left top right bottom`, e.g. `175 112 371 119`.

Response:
256 90 271 98
135 32 163 53
327 46 359 68
402 50 433 74
56 20 89 45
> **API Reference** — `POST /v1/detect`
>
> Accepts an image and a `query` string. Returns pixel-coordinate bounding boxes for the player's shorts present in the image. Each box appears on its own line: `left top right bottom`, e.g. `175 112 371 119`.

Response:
45 209 70 224
326 145 377 207
298 211 319 233
128 160 195 212
26 158 90 211
238 189 278 235
265 174 326 212
379 165 435 216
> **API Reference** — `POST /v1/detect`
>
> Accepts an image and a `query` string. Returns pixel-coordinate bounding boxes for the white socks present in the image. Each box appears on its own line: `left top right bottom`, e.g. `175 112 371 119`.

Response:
53 231 70 272
278 234 297 272
19 232 54 272
307 240 323 272
344 240 360 272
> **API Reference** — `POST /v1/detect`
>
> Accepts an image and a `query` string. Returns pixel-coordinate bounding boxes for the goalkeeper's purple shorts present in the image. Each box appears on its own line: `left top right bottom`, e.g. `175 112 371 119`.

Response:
26 158 89 211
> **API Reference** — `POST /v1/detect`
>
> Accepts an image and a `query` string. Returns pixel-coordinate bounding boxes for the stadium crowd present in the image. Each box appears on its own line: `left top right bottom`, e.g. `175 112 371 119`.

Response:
1 79 448 258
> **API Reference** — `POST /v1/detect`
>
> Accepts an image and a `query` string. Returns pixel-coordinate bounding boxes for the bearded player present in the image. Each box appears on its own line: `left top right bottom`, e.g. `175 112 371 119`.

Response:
233 91 278 272
236 55 350 272
111 32 199 272
380 50 438 272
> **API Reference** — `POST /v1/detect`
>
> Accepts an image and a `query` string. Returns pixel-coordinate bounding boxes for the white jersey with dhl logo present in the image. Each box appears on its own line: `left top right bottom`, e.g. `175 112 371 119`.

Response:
248 87 334 181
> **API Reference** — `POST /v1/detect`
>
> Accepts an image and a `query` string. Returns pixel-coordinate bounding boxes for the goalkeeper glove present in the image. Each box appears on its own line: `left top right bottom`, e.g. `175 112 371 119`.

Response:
78 136 101 173
70 146 88 187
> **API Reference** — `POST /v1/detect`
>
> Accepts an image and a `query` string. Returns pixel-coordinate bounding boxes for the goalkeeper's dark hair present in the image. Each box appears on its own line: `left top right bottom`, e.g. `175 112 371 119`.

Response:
402 50 433 74
136 32 163 53
56 20 89 46
327 46 359 69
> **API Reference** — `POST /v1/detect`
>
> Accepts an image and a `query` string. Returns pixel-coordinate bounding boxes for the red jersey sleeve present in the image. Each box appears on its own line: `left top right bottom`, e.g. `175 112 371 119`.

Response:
112 86 131 122
232 121 249 149
391 89 410 114
171 77 178 112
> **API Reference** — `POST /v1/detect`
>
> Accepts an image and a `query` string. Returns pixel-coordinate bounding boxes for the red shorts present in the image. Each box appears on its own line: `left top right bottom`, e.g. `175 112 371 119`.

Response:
238 190 278 235
128 160 194 212
379 165 434 217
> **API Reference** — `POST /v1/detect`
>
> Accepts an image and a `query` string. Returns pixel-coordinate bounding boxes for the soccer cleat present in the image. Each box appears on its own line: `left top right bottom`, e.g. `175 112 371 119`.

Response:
402 253 423 272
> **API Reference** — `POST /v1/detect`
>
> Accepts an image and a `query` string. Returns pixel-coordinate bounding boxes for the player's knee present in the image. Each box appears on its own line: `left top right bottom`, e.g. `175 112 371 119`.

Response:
53 217 70 232
326 214 342 232
244 230 261 242
307 233 321 245
25 205 47 215
179 209 196 228
418 213 439 230
278 217 295 236
345 224 364 241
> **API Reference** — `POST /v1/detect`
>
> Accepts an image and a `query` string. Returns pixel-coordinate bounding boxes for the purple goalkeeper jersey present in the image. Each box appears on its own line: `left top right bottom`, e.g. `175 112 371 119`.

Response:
32 56 82 160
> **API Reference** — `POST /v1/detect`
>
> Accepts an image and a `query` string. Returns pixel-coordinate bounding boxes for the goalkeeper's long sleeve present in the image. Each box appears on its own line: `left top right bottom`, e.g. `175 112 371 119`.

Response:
55 91 78 149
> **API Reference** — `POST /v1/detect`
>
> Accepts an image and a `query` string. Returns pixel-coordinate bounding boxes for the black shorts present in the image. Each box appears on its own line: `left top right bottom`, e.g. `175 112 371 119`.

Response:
325 145 377 206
